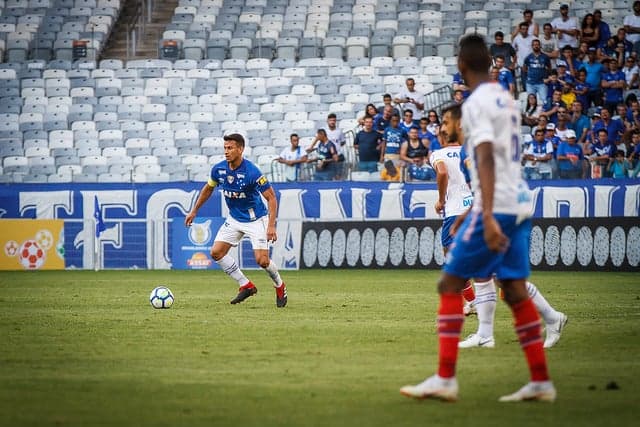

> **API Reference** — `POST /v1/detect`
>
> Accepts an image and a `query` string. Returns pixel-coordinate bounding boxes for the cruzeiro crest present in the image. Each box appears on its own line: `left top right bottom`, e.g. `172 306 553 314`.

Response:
227 175 234 184
188 219 212 245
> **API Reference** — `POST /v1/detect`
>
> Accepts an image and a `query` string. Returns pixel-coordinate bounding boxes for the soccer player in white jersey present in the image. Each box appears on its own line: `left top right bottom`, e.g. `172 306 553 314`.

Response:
400 34 557 402
185 133 287 308
436 105 567 350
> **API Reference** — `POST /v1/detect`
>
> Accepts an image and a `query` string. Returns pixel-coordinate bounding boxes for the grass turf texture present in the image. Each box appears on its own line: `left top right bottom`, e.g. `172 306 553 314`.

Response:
0 270 638 427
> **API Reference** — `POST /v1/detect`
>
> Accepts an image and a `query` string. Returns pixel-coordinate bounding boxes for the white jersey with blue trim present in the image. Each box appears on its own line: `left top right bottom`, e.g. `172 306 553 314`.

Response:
429 145 473 218
207 158 271 222
461 82 533 217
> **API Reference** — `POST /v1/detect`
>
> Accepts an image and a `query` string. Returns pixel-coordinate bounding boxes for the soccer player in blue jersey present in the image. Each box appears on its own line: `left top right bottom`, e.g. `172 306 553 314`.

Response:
185 133 287 307
401 34 558 403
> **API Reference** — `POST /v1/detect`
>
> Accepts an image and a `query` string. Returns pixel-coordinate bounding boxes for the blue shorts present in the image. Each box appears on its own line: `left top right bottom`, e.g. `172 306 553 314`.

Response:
441 216 457 249
443 211 531 280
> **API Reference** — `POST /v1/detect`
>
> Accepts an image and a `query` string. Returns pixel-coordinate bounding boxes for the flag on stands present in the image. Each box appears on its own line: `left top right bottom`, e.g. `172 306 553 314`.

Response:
94 196 106 238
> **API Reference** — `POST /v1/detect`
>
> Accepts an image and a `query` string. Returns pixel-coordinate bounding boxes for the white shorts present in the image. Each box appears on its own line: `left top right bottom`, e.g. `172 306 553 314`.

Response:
214 216 269 250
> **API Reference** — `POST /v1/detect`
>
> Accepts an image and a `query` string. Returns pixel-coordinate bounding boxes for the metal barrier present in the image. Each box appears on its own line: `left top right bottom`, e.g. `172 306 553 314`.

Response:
423 84 454 117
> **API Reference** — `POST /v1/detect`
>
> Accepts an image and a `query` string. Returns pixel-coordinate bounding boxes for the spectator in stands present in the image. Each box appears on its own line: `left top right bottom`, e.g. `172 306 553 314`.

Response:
306 129 339 181
544 69 563 100
513 22 534 89
574 68 591 109
542 89 566 124
451 71 470 99
602 59 627 114
358 103 379 126
577 40 590 63
594 10 611 49
277 133 308 182
552 4 579 50
354 116 382 173
522 93 543 127
400 127 434 181
490 66 500 85
452 89 465 104
534 114 550 135
588 128 616 177
581 47 605 107
490 31 517 72
600 36 629 68
539 23 560 65
569 101 591 144
625 98 640 132
325 113 347 179
399 110 417 133
380 160 401 182
377 93 400 116
608 149 633 178
612 28 634 58
495 55 515 96
556 129 584 179
622 56 639 90
559 44 580 77
394 78 425 118
557 61 575 87
629 130 640 175
374 105 394 134
624 1 640 45
554 106 572 141
418 116 439 151
380 114 405 180
544 122 562 150
580 13 599 49
511 9 539 39
522 128 554 180
594 107 625 144
560 81 577 109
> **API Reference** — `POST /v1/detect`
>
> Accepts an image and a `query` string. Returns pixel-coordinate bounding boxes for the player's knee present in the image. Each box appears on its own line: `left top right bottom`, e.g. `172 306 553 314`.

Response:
210 248 224 261
257 258 270 269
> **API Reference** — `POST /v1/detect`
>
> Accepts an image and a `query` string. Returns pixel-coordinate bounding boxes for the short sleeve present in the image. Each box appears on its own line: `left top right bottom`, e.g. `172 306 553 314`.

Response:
207 168 218 188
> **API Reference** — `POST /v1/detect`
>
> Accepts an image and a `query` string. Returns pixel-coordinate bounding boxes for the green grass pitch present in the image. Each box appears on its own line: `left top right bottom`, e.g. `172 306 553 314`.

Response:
1 269 638 427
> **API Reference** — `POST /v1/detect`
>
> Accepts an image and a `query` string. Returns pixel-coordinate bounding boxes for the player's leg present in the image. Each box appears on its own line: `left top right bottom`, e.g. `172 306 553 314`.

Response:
496 217 555 402
526 281 568 348
458 276 496 348
211 219 257 304
399 272 466 401
443 216 475 312
248 217 287 308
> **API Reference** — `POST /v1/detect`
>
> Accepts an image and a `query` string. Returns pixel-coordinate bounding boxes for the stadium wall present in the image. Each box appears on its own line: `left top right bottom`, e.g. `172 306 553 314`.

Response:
0 179 638 271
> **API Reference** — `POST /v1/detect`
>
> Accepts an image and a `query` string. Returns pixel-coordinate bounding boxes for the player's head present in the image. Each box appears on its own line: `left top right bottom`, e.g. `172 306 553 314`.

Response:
224 133 245 148
458 34 492 82
223 133 245 163
440 103 462 145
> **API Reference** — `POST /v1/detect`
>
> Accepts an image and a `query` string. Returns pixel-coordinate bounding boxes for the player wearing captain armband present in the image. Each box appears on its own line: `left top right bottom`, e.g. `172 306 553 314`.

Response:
185 133 287 308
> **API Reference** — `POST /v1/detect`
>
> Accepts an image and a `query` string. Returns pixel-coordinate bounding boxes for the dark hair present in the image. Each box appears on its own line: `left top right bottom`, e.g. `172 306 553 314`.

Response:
495 54 505 61
383 93 391 99
581 13 595 30
327 113 336 119
615 149 625 156
459 34 492 73
543 22 552 29
317 128 327 137
598 128 608 134
494 31 504 38
290 133 298 139
442 103 462 121
519 21 529 28
524 9 533 15
223 133 245 147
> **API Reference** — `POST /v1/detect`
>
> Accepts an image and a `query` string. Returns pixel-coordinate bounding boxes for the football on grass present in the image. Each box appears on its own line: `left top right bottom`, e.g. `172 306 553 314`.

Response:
149 286 174 309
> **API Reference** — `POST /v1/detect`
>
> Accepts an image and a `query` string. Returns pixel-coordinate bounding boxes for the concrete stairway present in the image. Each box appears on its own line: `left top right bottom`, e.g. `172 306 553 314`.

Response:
101 0 179 61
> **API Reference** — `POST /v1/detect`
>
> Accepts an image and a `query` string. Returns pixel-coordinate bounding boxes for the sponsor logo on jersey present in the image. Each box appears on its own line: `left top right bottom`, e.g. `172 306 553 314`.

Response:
222 190 246 199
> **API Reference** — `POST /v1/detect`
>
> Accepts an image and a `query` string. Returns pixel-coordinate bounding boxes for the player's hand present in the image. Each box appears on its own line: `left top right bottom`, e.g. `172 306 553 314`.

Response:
435 200 445 215
267 225 277 243
483 215 509 253
184 211 196 227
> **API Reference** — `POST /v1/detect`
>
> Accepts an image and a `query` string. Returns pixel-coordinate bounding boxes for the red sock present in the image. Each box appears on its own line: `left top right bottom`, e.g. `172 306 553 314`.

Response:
511 298 549 382
462 281 475 302
437 293 464 378
240 282 255 290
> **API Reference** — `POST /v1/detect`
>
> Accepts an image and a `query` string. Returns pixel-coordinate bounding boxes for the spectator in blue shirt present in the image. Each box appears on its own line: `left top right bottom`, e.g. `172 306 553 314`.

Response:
556 129 585 179
588 128 616 177
523 39 551 101
544 70 564 100
373 105 394 134
581 47 606 107
542 89 566 124
354 116 382 173
594 10 611 49
593 107 625 143
495 54 515 95
569 101 591 144
601 59 627 114
573 68 591 109
452 72 470 99
607 149 633 178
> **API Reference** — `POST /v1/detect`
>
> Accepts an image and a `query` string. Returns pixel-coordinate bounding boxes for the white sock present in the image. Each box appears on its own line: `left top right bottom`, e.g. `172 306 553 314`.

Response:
264 260 283 287
474 279 497 338
527 281 560 325
217 255 250 287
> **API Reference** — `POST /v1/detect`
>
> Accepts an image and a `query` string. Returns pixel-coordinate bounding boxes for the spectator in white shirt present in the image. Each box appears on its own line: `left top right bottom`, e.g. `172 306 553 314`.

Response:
551 4 579 49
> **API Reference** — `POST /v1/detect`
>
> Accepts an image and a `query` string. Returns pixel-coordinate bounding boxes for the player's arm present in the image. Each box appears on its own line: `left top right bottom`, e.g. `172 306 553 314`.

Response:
185 182 215 226
475 142 508 252
261 186 278 242
433 159 447 215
